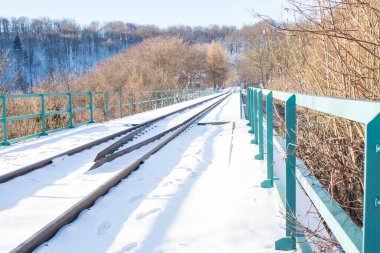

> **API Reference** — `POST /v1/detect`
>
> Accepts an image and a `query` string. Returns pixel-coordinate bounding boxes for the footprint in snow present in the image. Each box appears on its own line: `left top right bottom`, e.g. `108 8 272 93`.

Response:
195 149 204 155
162 180 174 187
97 221 111 235
151 193 176 199
136 208 161 220
117 242 138 252
176 166 189 170
264 242 273 249
128 194 143 203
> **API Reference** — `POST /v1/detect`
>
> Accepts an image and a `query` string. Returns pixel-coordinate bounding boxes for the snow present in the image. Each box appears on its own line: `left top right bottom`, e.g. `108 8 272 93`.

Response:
268 125 330 251
0 93 220 176
0 92 285 252
0 95 225 252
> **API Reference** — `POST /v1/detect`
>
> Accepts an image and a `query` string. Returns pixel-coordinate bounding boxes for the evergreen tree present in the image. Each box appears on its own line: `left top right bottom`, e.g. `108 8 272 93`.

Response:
13 35 22 52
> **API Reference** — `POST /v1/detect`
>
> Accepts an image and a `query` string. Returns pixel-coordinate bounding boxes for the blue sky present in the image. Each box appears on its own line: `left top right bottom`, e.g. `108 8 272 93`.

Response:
0 0 291 27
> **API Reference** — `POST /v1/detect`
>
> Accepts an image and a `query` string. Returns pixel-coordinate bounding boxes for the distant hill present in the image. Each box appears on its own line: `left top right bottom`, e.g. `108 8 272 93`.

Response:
0 17 237 91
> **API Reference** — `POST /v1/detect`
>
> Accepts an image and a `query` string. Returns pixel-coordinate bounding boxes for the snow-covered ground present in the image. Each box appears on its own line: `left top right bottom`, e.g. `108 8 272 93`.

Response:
0 93 221 176
0 92 285 252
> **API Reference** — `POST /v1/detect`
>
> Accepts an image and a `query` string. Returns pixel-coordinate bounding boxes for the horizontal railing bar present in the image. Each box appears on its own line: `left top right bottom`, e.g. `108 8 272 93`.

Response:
46 126 71 134
250 87 368 252
9 133 42 143
2 94 42 99
270 124 362 252
72 107 90 112
262 89 293 101
93 92 131 95
262 88 380 124
1 89 209 99
93 105 118 109
0 88 216 146
44 92 70 97
7 113 41 122
74 121 91 127
295 163 362 253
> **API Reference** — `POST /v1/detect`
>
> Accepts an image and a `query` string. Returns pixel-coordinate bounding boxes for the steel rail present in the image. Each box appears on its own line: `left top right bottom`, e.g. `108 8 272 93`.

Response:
0 93 224 184
91 96 226 169
11 92 230 253
94 123 152 161
94 89 233 161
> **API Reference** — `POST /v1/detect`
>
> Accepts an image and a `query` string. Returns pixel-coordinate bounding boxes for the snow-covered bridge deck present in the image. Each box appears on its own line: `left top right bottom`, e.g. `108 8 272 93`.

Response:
0 93 283 253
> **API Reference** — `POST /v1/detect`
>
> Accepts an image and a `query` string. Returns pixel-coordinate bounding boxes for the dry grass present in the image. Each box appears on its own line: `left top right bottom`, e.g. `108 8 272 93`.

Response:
237 0 380 250
0 36 231 143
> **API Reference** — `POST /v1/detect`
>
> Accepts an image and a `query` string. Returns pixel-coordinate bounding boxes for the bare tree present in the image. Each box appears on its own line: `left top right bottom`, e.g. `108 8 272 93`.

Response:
235 0 380 250
0 49 9 93
205 41 230 88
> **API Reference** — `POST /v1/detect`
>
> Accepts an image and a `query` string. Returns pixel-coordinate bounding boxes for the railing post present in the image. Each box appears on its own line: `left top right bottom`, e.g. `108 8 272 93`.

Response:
275 94 297 251
155 91 158 109
139 91 143 113
261 91 273 188
105 92 109 121
89 92 95 123
40 94 47 136
68 92 74 128
240 89 243 119
1 95 10 146
255 90 264 160
363 113 380 252
251 89 258 144
131 91 135 115
160 90 164 107
148 91 151 110
247 88 251 126
119 92 123 118
249 88 254 134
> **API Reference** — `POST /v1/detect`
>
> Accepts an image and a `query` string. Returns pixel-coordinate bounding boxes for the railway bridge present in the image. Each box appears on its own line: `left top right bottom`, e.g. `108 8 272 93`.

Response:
0 87 379 253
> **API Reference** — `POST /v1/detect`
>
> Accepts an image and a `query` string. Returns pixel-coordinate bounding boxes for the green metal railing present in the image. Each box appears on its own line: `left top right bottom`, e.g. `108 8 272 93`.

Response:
0 88 215 146
243 87 380 253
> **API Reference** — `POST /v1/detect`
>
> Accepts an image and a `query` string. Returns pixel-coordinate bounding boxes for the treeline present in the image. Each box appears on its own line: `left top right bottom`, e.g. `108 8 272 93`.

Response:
40 37 231 93
3 36 230 143
0 17 236 91
236 0 380 250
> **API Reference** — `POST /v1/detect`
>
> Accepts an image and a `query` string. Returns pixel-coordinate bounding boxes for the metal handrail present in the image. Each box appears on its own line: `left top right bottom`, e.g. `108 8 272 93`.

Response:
0 88 216 146
243 87 380 253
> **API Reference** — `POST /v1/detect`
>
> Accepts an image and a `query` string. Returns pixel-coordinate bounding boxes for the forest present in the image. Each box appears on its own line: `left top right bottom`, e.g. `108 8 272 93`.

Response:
0 17 237 91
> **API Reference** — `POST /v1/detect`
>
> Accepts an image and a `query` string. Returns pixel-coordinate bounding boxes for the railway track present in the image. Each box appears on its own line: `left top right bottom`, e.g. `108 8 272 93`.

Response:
0 93 225 184
7 92 231 253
